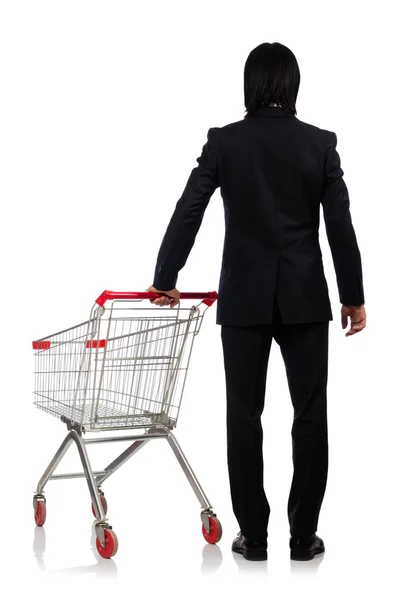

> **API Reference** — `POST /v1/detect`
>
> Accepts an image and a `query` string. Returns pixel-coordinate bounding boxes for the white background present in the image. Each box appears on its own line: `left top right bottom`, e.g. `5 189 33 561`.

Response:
1 1 396 598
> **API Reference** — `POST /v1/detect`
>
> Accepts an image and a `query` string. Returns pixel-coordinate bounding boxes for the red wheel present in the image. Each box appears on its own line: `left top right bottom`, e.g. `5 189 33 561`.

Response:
34 499 46 527
202 516 222 544
92 494 108 518
96 528 119 559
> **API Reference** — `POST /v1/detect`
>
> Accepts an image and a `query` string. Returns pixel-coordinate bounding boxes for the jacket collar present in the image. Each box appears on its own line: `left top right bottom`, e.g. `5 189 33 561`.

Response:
248 106 294 118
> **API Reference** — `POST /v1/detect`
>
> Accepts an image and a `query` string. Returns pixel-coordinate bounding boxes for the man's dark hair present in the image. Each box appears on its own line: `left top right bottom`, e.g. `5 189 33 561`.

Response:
244 42 300 118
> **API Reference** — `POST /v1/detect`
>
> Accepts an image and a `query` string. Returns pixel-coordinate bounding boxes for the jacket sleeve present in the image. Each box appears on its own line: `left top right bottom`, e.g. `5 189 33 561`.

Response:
152 127 220 290
321 132 365 306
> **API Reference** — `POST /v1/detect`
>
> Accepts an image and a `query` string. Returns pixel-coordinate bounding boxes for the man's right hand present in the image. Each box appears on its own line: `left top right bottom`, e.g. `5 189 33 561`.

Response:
341 305 366 337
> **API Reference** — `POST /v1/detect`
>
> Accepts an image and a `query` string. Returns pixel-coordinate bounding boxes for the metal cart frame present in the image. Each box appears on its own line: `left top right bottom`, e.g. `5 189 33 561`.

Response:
32 290 222 558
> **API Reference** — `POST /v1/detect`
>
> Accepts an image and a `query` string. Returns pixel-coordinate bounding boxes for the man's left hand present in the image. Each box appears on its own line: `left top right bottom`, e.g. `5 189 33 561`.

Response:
146 285 180 308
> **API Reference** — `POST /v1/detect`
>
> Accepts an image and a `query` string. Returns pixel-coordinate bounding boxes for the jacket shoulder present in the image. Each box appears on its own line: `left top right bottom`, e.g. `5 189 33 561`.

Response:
210 117 336 138
208 119 246 136
206 119 251 148
294 118 336 144
208 117 338 151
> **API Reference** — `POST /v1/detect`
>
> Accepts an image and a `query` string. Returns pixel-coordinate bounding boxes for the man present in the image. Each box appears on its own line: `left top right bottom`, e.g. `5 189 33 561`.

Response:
148 42 366 561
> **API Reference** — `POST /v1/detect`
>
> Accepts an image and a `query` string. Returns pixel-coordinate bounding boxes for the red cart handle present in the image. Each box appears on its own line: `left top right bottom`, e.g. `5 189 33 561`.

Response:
95 290 218 307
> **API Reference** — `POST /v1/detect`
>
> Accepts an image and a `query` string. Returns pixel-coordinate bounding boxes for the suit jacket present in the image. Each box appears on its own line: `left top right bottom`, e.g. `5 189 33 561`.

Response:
152 106 365 326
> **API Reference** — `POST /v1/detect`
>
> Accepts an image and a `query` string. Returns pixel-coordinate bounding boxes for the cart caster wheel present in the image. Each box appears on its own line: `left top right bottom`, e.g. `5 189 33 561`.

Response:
96 528 118 559
33 497 46 527
92 493 108 518
202 516 222 544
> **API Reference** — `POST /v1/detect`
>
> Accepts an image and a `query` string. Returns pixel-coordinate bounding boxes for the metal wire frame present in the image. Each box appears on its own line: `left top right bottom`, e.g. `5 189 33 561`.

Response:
33 301 209 432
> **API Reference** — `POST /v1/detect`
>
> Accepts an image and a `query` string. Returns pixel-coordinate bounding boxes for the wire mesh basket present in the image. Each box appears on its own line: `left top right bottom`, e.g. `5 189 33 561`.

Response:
33 291 217 432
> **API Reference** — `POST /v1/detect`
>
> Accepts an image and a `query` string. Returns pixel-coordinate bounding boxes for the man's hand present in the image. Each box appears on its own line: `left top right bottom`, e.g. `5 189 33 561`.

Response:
146 285 180 309
341 304 366 337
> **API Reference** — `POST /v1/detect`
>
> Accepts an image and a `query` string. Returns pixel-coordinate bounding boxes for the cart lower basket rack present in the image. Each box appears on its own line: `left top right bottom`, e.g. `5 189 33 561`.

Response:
32 290 222 558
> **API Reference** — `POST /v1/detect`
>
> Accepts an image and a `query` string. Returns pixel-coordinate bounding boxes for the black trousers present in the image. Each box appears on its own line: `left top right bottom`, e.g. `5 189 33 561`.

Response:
220 296 329 540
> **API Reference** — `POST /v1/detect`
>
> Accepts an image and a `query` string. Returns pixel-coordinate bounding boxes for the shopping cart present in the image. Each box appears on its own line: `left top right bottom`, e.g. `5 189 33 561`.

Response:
32 290 222 558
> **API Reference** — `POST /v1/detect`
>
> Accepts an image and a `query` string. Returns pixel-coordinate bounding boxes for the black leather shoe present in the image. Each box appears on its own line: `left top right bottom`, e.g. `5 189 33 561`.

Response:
290 534 325 561
232 532 268 561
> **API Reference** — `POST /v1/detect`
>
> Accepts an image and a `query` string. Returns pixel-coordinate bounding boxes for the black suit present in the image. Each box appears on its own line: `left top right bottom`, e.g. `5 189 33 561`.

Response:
152 106 364 540
152 105 364 325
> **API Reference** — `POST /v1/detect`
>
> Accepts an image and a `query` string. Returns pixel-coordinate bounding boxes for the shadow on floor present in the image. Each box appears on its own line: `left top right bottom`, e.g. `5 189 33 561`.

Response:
33 527 118 578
